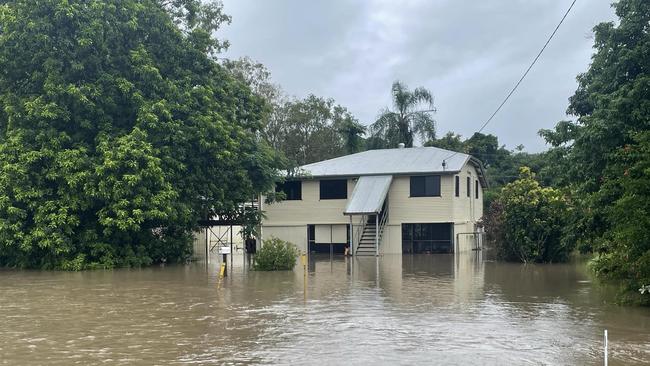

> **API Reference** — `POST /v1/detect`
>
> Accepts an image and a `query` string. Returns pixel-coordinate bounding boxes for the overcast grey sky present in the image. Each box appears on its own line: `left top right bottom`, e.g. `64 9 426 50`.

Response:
219 1 617 152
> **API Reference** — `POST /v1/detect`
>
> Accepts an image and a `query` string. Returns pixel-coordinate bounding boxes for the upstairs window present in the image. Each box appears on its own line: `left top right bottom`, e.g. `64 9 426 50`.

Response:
466 177 471 197
276 180 302 200
455 176 460 197
320 179 347 199
410 175 441 197
475 180 479 199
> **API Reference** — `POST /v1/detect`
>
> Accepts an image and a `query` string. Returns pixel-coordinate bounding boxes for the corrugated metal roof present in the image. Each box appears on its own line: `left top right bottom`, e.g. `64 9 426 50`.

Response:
299 147 470 177
344 175 392 215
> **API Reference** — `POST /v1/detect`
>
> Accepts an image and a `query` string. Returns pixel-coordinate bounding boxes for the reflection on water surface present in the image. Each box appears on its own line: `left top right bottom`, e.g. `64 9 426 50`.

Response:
0 253 648 365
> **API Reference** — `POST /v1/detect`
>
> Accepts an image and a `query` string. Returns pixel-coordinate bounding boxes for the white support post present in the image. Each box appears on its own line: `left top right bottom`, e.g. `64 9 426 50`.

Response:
605 329 608 366
349 216 354 257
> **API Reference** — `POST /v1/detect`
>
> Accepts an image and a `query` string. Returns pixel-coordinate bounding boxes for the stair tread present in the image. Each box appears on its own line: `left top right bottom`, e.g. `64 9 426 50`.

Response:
355 223 384 254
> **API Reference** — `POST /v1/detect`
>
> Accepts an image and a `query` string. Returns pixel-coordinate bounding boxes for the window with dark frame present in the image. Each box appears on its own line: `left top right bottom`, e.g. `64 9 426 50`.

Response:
410 175 441 197
455 176 460 197
475 180 479 199
466 176 471 197
320 179 347 199
276 180 302 200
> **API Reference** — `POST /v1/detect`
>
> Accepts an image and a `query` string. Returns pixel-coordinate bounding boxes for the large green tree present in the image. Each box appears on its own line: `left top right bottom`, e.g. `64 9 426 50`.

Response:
277 95 364 166
0 0 281 269
483 167 571 263
593 132 650 305
370 81 436 148
223 58 366 166
541 0 650 303
426 132 556 187
222 57 287 152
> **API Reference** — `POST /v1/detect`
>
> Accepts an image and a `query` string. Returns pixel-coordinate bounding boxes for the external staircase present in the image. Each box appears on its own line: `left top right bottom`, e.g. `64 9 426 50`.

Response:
356 218 378 256
344 175 392 256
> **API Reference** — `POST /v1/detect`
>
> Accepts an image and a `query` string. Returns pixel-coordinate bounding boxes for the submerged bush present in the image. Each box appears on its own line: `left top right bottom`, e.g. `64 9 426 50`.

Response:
483 167 572 263
254 237 299 271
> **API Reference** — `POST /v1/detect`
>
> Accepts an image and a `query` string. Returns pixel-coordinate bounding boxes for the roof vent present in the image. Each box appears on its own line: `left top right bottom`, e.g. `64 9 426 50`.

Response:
397 143 405 149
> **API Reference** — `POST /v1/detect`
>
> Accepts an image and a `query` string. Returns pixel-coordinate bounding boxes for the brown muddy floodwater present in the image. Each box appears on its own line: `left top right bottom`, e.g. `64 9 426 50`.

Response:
1 253 649 365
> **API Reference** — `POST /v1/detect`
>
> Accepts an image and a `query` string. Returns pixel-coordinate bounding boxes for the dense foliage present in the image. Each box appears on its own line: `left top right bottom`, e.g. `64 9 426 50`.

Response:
225 58 366 166
253 237 299 271
270 95 365 166
539 0 650 303
0 0 281 269
483 168 571 263
590 131 650 305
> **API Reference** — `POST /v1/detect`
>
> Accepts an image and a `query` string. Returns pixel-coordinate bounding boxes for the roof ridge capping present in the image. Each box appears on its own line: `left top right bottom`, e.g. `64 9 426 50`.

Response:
301 146 468 166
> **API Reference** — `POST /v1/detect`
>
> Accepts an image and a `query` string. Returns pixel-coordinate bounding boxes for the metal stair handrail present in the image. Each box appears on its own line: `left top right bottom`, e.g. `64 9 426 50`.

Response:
377 197 389 247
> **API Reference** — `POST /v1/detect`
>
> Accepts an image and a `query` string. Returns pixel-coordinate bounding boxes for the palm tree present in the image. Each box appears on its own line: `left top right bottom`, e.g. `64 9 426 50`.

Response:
371 81 436 148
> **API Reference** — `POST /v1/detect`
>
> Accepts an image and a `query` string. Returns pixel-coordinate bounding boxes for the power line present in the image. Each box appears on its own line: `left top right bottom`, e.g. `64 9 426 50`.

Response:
442 0 578 164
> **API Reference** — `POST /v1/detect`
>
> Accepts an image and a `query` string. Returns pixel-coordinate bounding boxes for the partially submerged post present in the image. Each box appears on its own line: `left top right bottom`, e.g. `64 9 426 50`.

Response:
205 228 209 264
220 245 230 277
349 215 354 257
604 329 607 366
301 252 307 301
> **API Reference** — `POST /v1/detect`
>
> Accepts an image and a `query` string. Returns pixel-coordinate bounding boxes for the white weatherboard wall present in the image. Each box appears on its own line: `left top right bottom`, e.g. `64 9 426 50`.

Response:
384 163 483 254
451 163 483 252
262 179 355 225
452 163 483 224
263 225 308 252
387 175 456 223
381 225 402 254
261 179 356 252
261 161 485 254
